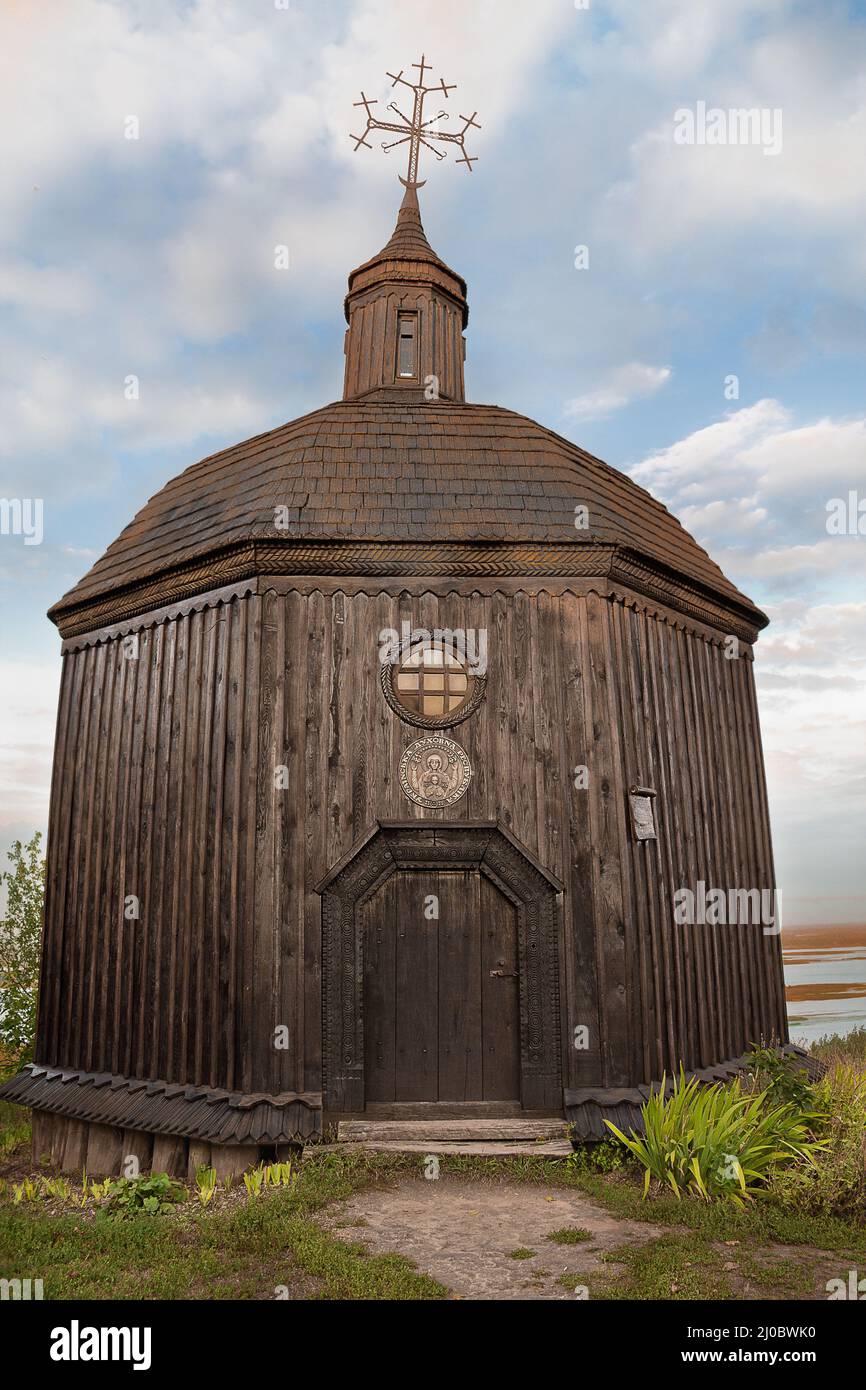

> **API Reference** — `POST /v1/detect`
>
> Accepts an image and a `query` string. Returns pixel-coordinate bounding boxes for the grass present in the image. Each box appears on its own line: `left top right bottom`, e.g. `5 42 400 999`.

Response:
805 1026 866 1070
561 1234 736 1301
547 1225 592 1244
3 1029 864 1301
571 1233 828 1301
0 1145 447 1300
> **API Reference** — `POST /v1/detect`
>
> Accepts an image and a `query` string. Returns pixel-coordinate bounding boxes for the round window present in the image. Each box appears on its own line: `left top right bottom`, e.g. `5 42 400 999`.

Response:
381 641 486 729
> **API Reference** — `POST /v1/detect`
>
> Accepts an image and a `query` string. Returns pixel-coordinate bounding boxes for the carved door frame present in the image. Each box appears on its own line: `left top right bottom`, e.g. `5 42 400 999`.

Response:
317 821 563 1114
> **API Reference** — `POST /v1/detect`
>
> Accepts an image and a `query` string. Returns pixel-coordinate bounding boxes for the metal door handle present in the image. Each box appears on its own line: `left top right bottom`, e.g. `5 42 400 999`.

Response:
489 969 518 977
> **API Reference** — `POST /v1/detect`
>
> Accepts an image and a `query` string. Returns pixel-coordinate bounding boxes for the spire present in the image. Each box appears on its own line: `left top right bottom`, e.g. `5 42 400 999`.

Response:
378 181 440 262
342 184 469 403
343 55 480 403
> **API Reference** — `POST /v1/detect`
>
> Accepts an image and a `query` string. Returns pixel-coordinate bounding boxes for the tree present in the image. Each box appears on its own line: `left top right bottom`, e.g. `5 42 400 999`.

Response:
0 833 45 1079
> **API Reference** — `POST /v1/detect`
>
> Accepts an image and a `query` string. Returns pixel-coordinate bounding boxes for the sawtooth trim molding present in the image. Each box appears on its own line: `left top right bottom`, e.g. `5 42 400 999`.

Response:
52 538 765 641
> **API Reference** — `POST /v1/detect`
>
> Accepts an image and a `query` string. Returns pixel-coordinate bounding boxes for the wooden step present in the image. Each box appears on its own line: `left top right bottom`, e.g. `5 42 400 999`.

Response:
335 1139 574 1157
337 1118 569 1144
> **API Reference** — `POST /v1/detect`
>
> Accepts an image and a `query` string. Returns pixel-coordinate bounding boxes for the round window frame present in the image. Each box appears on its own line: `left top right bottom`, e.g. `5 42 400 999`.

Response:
380 639 487 729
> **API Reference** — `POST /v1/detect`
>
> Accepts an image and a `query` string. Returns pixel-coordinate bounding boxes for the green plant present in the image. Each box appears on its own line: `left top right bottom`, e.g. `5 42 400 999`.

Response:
0 1103 31 1158
41 1176 71 1202
243 1166 265 1199
0 834 45 1080
769 1063 866 1218
509 1247 536 1260
744 1043 817 1110
264 1161 294 1189
807 1027 866 1072
606 1069 826 1206
566 1137 631 1175
89 1177 111 1201
195 1166 217 1206
100 1172 186 1217
12 1178 39 1203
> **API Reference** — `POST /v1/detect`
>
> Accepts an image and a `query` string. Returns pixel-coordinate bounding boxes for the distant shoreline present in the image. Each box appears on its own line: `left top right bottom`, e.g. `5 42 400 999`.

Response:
782 922 866 950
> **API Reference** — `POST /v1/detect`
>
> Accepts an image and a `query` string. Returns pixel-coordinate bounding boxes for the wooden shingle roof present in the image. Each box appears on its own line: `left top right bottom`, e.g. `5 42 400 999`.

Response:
50 398 764 631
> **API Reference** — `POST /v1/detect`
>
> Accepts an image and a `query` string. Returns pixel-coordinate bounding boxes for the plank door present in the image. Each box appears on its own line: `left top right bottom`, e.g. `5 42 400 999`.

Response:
362 868 521 1104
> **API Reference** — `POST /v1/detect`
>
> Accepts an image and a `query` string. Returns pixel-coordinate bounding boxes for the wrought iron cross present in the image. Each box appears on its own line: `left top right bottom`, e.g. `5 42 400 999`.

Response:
351 54 480 188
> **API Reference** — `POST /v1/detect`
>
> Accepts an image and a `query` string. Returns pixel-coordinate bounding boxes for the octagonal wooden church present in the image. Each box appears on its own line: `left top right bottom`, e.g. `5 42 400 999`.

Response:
3 140 793 1176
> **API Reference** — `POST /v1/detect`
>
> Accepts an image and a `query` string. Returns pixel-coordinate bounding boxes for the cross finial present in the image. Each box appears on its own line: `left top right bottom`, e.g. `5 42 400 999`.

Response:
351 55 481 188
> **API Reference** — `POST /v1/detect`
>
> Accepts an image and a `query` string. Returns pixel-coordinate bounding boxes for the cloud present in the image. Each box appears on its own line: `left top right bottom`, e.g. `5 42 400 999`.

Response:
630 402 866 598
0 661 60 832
631 400 866 916
0 0 864 927
596 7 866 291
563 362 671 422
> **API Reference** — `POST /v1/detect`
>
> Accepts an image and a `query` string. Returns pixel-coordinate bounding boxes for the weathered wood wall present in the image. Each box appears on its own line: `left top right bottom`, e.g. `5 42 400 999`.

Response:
343 286 465 401
36 579 786 1104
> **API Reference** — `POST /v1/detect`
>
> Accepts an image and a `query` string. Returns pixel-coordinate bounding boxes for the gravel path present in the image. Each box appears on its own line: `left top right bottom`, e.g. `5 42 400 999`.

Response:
324 1176 664 1300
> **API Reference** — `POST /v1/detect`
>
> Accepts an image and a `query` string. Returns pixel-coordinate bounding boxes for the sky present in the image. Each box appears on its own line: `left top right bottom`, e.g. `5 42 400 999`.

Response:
0 0 864 925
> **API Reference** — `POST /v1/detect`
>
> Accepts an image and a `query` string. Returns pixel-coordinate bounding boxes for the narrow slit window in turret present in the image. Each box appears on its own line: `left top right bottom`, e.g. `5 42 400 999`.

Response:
397 311 417 377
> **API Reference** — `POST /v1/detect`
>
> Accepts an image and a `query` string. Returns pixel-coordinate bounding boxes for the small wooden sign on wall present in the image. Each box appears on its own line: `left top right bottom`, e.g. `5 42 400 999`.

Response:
629 786 658 842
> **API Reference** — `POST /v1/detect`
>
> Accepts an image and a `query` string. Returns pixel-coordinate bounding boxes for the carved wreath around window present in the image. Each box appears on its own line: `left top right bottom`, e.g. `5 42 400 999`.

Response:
380 639 487 729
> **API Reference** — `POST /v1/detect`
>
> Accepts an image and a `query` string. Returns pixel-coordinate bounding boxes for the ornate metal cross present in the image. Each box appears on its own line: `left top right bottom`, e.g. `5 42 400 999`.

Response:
351 54 480 188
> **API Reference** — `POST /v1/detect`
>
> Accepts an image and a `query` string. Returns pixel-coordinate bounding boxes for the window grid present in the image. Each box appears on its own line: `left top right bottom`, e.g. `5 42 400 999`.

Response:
395 648 470 717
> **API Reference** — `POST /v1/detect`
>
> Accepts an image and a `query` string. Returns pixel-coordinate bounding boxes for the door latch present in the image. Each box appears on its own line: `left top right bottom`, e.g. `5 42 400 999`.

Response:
489 969 518 978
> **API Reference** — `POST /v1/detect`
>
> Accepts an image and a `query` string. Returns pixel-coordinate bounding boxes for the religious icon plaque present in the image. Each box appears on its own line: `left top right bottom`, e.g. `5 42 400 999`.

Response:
399 733 472 809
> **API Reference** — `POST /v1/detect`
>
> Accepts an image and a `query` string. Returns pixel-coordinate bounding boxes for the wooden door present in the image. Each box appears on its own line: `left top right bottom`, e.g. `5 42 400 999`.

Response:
362 868 521 1104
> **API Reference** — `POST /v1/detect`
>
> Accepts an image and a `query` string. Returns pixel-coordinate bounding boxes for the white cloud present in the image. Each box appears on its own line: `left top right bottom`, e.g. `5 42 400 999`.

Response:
563 362 671 422
0 661 60 832
596 9 866 288
631 402 866 589
0 0 864 927
632 401 866 914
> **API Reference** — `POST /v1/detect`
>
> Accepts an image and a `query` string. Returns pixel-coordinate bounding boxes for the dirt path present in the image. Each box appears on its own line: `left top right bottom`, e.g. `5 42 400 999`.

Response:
324 1176 665 1300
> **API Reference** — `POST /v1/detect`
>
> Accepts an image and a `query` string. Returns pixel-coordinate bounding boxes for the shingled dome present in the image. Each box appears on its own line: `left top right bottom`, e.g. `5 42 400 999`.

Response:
49 187 764 641
6 179 789 1180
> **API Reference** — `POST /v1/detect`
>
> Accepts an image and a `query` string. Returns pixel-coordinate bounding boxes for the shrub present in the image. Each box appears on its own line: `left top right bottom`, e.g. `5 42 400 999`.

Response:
770 1063 866 1218
744 1043 818 1111
0 834 45 1080
606 1068 826 1206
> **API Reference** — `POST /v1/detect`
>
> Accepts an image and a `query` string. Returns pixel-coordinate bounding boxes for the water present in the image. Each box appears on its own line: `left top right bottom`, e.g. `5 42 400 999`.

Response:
782 924 866 1045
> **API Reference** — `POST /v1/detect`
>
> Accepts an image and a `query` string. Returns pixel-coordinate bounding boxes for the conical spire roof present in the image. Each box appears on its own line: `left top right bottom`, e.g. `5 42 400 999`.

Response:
377 183 457 266
345 183 467 324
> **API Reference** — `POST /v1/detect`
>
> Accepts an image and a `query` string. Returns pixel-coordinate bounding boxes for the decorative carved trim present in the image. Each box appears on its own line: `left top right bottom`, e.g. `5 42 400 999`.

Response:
610 549 760 643
52 538 765 642
317 822 563 1114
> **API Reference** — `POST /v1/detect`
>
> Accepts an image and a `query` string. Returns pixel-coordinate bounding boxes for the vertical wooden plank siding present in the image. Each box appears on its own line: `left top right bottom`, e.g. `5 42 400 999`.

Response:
37 584 782 1099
